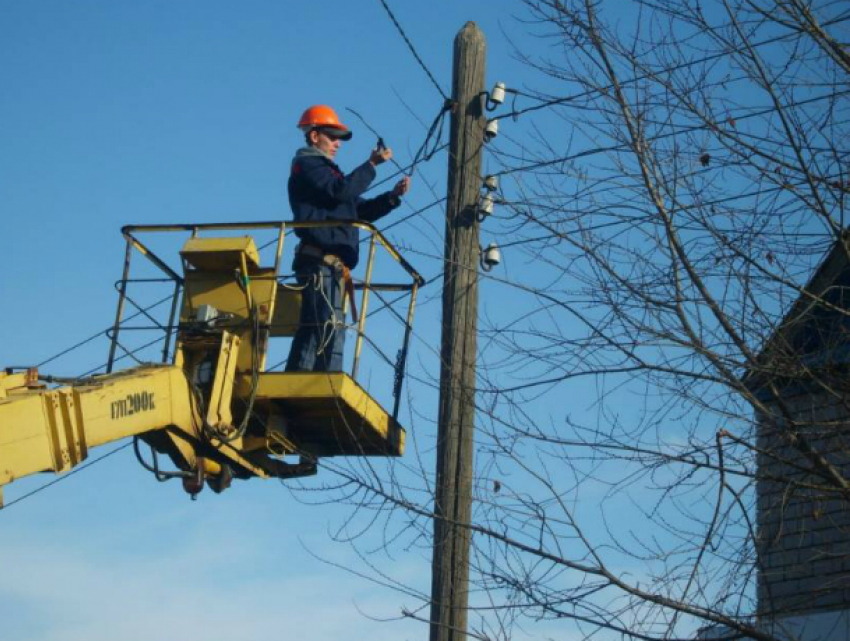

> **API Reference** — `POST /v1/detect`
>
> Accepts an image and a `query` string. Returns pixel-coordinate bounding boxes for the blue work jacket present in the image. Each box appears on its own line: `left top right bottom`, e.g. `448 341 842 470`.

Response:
288 150 400 268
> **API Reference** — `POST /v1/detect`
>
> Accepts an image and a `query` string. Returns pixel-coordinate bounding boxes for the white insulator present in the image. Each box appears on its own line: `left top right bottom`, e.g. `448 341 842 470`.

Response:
484 175 499 192
479 194 495 217
484 118 499 142
481 243 501 271
490 82 506 105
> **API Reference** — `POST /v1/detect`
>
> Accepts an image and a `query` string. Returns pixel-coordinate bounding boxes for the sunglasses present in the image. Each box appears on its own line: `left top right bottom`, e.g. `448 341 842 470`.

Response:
317 128 345 141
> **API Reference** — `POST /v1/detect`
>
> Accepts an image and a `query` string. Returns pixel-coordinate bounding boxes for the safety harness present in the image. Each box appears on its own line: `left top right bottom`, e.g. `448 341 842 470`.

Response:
296 242 358 322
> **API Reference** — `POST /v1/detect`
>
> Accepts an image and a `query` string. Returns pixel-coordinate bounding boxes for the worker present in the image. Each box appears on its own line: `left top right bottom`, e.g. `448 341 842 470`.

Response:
285 105 411 372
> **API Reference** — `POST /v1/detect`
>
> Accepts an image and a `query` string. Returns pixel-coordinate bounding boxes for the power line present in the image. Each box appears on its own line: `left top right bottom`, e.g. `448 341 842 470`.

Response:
0 442 132 512
367 143 449 193
31 293 176 370
494 174 841 250
379 195 447 236
491 89 850 178
376 0 448 101
496 14 850 122
346 106 408 175
348 103 451 179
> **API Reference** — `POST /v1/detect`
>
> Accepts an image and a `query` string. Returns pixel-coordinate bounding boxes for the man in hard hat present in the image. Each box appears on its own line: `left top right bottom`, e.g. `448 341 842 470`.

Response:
285 104 411 372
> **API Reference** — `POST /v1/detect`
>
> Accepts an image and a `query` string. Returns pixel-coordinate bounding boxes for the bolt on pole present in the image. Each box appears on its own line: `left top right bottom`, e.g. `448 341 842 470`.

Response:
430 21 486 641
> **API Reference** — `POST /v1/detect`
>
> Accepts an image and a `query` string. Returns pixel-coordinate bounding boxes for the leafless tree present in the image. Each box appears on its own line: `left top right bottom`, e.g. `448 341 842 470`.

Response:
302 2 850 640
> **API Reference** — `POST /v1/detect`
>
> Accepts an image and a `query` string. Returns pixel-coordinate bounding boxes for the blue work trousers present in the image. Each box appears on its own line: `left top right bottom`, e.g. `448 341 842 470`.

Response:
285 262 346 372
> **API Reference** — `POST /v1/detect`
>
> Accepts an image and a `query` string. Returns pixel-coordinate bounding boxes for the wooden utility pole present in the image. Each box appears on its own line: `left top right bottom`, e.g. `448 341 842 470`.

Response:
430 21 486 641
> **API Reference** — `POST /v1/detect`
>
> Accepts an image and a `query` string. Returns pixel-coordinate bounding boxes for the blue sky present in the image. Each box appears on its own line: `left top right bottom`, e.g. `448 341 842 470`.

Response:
0 2 550 640
2 1 811 637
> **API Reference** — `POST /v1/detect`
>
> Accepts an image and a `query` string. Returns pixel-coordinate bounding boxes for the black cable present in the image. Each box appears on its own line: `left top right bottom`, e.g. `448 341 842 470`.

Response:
407 104 451 177
377 195 447 236
491 89 850 178
346 107 407 175
349 102 451 180
0 442 132 511
133 436 191 481
495 14 850 122
366 144 449 193
35 292 175 369
376 0 448 101
490 168 845 254
0 288 186 504
112 285 172 335
79 334 166 378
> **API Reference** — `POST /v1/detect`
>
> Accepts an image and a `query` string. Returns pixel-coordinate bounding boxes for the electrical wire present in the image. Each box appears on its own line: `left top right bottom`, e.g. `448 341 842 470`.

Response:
365 143 449 193
346 107 408 175
0 442 132 511
407 103 452 177
0 285 189 505
34 292 175 369
495 14 850 122
492 171 839 250
349 103 451 182
79 334 165 378
375 0 448 101
490 89 850 178
378 196 447 236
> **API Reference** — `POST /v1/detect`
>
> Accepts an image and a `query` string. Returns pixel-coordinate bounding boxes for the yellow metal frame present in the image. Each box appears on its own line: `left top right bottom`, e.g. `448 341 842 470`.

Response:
238 372 405 457
114 220 424 408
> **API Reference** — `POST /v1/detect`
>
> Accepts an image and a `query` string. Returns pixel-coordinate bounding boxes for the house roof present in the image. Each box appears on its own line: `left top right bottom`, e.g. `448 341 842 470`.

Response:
746 232 850 397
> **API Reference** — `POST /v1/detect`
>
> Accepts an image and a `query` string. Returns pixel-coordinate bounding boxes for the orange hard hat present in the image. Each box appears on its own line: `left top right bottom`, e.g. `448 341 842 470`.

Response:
297 105 352 140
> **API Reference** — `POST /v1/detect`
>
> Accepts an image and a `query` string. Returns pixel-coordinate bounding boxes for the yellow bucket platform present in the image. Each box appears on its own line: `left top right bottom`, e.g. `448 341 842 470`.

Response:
249 372 405 457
